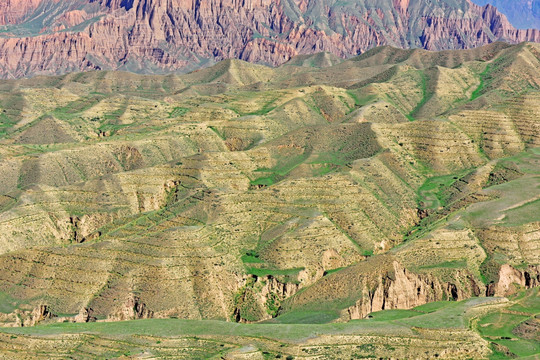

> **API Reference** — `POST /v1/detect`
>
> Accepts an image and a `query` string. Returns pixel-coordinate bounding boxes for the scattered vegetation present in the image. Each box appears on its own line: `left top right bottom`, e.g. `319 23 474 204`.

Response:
470 64 491 101
245 267 305 278
168 107 189 118
0 43 538 359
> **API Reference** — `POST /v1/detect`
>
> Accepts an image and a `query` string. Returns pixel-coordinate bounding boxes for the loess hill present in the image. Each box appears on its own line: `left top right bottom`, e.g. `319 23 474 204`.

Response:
0 42 538 358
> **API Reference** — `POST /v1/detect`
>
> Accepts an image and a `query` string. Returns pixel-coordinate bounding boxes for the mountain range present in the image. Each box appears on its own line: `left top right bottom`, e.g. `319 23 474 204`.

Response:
0 1 540 358
0 0 539 78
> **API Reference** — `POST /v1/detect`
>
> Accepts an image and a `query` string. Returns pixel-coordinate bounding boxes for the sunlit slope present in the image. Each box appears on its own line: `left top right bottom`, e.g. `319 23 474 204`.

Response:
0 42 538 337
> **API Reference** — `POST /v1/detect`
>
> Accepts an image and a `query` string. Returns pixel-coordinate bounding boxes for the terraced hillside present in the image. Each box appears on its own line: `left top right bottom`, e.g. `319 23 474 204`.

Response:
0 42 539 358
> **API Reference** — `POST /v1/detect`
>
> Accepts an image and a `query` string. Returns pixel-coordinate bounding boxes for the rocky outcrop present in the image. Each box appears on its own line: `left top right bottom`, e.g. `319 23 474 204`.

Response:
21 305 56 327
0 0 50 25
107 295 153 321
0 306 98 327
67 214 107 243
2 263 534 327
73 307 97 323
342 262 540 320
233 275 300 323
343 261 482 320
0 0 539 78
0 307 98 327
487 264 540 297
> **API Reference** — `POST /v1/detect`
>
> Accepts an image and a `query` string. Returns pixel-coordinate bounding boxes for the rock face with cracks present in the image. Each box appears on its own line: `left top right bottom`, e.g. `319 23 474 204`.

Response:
344 261 469 320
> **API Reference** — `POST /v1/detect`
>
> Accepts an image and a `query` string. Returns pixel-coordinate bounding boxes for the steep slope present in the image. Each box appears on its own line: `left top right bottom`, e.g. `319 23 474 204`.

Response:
0 0 48 25
0 0 540 78
472 0 540 29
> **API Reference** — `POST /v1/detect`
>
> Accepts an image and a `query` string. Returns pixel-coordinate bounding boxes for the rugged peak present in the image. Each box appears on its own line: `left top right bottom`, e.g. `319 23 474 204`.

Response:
471 0 540 29
99 0 132 10
393 0 410 13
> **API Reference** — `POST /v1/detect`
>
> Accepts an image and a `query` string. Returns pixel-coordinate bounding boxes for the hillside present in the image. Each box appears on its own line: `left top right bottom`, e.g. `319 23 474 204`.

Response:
0 0 539 78
0 42 538 358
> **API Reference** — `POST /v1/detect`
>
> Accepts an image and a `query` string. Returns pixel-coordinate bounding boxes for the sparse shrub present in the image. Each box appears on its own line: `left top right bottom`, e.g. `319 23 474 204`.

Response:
265 293 280 317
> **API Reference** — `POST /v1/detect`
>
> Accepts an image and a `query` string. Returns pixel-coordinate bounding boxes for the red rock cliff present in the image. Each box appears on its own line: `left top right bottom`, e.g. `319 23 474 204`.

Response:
0 0 539 78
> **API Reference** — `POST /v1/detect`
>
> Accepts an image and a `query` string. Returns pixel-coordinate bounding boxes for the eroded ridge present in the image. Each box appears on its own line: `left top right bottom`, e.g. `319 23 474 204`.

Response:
0 42 539 359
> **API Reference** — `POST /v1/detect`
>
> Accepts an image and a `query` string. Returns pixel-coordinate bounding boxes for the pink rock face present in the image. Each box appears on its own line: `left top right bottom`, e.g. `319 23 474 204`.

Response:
494 264 540 296
0 0 539 78
0 0 46 25
343 261 481 320
57 10 89 27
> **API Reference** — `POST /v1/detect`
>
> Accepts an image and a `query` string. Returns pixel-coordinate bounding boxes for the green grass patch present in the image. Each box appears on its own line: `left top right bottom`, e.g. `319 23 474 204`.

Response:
251 151 311 187
346 91 376 107
367 309 421 321
269 310 339 324
309 151 356 167
470 64 491 101
408 71 431 120
490 338 539 358
0 297 500 341
0 317 404 341
477 311 539 358
477 312 529 338
412 301 453 313
462 157 540 227
417 169 472 210
209 126 225 140
476 289 540 358
51 94 105 120
245 267 305 278
250 176 277 187
507 288 540 314
98 123 131 136
311 164 337 177
402 297 495 329
323 267 344 276
0 111 16 138
168 107 190 118
0 112 13 126
418 259 467 270
241 250 264 264
0 291 27 314
246 105 277 116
